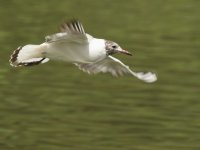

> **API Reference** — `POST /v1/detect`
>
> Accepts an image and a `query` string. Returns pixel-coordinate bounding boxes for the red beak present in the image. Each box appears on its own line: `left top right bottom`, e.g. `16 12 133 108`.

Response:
118 49 132 56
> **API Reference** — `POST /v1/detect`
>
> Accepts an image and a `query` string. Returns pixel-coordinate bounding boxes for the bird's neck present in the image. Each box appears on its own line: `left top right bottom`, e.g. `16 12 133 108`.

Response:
89 39 107 61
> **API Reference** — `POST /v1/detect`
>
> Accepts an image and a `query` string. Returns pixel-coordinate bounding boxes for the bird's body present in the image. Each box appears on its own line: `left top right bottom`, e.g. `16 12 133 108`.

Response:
10 20 157 83
45 36 106 63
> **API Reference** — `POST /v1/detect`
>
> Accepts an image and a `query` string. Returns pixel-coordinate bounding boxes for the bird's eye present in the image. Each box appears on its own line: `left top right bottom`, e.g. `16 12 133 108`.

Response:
112 45 117 49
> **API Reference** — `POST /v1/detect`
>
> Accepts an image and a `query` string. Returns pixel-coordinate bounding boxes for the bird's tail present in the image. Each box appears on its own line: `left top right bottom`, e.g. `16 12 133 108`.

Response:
9 44 49 67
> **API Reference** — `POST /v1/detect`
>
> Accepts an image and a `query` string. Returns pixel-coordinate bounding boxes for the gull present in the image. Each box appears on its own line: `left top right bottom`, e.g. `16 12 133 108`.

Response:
9 19 157 83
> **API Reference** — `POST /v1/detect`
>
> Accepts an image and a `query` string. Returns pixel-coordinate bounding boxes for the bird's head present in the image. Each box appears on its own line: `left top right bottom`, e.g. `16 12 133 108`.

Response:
105 40 132 56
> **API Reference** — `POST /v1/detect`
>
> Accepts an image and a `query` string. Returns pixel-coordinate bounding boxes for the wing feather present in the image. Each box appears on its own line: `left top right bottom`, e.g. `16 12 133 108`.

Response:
75 56 157 83
60 19 85 34
45 19 89 43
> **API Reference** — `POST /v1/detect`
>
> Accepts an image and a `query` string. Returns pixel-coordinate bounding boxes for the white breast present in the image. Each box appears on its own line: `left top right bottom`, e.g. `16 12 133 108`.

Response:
88 39 107 62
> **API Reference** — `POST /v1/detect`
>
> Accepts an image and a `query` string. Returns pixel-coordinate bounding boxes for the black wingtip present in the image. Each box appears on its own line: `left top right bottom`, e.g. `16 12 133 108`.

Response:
9 46 22 67
9 46 48 67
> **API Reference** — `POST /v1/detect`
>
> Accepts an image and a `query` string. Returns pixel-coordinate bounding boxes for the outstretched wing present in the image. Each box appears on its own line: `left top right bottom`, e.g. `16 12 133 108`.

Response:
60 19 85 34
9 46 50 67
75 56 157 83
45 19 92 43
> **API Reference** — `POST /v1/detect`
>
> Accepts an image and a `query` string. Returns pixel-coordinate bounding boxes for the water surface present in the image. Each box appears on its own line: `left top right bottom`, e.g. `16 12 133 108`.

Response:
0 0 200 150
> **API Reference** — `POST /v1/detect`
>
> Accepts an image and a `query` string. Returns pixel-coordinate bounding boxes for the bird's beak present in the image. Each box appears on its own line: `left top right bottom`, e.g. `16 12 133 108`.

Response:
117 49 132 56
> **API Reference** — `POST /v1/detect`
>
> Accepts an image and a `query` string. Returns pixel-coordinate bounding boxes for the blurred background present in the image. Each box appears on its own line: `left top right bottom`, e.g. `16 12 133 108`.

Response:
0 0 199 149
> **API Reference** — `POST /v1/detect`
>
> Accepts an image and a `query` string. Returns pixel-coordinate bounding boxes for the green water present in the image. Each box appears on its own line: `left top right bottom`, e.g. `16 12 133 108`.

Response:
0 0 200 149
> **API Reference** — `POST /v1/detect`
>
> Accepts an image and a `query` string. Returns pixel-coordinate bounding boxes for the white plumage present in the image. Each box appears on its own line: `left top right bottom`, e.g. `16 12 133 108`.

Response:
10 19 157 83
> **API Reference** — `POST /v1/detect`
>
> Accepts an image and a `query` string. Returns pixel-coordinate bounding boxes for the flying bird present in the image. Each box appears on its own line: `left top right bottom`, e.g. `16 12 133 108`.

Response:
9 19 157 83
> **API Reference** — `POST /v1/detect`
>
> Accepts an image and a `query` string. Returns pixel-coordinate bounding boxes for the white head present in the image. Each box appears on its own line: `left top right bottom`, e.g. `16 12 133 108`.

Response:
105 40 132 56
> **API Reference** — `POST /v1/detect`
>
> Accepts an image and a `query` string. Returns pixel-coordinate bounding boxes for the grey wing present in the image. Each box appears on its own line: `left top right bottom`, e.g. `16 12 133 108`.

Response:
75 56 157 83
45 19 92 43
60 19 85 34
